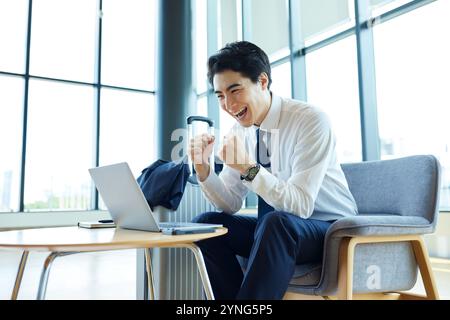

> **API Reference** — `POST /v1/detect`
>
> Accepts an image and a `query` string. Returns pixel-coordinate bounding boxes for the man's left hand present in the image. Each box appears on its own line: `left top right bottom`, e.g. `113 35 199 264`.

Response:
218 134 255 175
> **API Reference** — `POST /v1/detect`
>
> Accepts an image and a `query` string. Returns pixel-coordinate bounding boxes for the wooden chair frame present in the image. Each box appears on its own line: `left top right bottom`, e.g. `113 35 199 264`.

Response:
284 235 439 300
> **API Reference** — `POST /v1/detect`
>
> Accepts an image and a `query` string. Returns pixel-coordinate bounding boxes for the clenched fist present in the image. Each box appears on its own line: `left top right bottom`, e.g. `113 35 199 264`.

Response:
218 134 255 175
188 133 215 182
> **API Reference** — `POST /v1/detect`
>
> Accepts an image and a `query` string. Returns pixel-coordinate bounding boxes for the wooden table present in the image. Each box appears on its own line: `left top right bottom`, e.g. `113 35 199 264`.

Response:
0 226 227 300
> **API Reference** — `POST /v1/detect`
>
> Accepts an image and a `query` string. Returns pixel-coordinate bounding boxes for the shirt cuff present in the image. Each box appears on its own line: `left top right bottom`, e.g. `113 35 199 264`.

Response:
197 166 221 190
242 166 278 199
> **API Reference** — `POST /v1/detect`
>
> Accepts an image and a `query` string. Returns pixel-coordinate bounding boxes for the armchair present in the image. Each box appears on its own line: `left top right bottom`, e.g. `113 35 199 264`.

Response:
286 155 441 300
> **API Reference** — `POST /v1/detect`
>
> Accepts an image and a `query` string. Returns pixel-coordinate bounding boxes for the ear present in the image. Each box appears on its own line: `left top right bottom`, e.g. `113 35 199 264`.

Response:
258 73 269 91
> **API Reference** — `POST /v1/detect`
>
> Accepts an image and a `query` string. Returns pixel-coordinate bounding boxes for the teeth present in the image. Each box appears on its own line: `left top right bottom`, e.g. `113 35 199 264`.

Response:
234 107 246 117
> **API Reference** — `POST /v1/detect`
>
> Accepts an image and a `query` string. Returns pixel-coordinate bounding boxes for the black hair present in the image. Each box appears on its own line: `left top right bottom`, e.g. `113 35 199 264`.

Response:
207 41 272 89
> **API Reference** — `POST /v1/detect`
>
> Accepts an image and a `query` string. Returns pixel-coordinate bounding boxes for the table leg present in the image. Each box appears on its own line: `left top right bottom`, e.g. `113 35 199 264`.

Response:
144 248 155 300
37 252 78 300
11 251 29 300
184 244 215 300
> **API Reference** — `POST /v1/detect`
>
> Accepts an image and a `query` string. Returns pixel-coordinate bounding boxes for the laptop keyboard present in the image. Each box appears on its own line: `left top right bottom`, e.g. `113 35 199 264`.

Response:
159 222 200 228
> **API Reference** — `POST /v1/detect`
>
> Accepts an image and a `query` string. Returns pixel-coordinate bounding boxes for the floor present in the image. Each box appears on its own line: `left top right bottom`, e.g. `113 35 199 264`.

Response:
0 249 449 300
0 249 137 300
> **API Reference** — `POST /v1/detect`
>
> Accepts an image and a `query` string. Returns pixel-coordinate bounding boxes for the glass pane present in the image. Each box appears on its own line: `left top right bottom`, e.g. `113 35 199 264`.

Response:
25 80 95 211
100 88 156 177
218 0 241 48
0 0 28 73
197 95 208 117
195 0 208 94
306 36 362 163
30 0 97 82
101 0 156 90
250 0 289 61
373 0 450 209
370 0 413 18
271 63 292 98
300 0 355 47
0 76 23 212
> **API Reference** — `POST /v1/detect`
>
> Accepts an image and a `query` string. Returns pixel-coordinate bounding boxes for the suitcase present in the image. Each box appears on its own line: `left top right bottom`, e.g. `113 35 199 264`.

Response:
150 116 218 300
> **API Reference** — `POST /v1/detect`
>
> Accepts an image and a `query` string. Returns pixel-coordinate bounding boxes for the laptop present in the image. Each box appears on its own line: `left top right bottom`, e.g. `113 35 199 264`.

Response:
88 162 222 233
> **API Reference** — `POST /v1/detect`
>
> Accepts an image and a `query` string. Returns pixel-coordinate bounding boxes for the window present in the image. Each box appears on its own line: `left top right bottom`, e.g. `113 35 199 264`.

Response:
0 0 28 73
194 0 208 94
250 0 290 61
299 0 355 46
25 80 95 211
0 76 24 212
370 0 414 17
99 88 156 177
306 36 362 163
197 96 208 118
0 1 157 213
271 63 292 99
217 0 241 49
30 0 97 82
101 0 156 90
373 0 450 209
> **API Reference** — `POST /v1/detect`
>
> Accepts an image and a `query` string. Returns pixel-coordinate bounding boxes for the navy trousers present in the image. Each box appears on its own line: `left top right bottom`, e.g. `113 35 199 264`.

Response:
192 211 333 300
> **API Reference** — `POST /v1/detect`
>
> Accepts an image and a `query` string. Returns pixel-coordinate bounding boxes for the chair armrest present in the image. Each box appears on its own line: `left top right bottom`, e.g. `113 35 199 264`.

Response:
327 215 434 238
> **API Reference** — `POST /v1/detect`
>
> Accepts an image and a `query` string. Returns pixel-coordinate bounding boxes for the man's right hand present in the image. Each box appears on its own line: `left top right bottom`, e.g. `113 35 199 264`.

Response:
188 134 215 182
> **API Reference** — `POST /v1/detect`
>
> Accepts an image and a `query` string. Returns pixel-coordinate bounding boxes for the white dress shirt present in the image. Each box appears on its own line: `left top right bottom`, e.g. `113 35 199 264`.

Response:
198 93 358 221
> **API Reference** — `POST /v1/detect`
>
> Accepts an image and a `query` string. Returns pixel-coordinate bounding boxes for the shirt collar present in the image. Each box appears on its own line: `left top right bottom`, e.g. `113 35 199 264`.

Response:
257 93 282 132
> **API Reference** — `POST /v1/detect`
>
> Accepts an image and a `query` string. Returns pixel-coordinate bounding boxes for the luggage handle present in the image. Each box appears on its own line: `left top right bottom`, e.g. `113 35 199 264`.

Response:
187 116 214 127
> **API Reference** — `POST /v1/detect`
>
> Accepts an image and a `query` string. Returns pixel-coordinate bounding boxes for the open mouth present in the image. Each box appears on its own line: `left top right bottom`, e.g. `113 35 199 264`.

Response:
234 107 248 120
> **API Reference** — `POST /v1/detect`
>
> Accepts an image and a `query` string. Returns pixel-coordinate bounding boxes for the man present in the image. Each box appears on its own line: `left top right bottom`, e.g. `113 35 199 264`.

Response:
189 41 357 300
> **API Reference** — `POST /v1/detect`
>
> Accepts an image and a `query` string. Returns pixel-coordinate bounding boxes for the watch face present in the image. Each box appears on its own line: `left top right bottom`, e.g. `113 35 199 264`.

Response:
246 166 260 181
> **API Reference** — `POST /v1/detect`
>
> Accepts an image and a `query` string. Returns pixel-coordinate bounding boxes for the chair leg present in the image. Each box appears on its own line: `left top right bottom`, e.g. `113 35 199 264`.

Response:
184 244 215 300
144 248 156 300
11 251 29 300
337 238 355 300
411 237 440 300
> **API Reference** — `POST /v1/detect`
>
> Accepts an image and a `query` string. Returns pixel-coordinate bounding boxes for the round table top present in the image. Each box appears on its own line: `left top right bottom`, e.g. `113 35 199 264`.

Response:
0 226 228 252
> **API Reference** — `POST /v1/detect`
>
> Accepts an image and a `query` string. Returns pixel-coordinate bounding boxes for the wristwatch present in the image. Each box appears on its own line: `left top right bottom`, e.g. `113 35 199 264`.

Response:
240 164 260 182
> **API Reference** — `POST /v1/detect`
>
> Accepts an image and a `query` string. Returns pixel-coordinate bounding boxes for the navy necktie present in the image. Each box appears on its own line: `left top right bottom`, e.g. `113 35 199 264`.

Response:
256 128 274 219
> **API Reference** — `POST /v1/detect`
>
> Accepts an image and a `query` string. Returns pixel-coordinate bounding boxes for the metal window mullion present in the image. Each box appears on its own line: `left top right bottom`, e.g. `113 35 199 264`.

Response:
207 0 220 129
0 71 25 77
99 84 154 94
369 0 436 27
270 55 291 68
93 0 103 210
241 0 252 41
288 0 307 101
303 27 356 55
355 0 380 161
19 0 33 212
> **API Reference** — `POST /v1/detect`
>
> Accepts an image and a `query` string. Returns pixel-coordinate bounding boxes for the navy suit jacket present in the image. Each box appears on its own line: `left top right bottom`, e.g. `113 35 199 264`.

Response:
137 159 190 211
